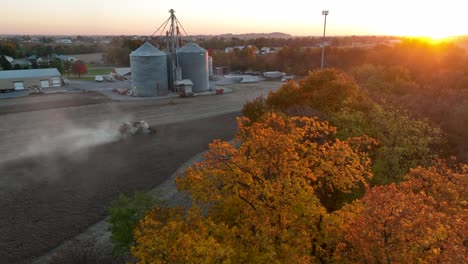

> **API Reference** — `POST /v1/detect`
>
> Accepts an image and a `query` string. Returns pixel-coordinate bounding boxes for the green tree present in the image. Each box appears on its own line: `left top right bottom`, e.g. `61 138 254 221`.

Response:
0 42 17 57
0 56 12 70
108 192 156 257
63 60 72 76
331 108 443 184
49 59 64 74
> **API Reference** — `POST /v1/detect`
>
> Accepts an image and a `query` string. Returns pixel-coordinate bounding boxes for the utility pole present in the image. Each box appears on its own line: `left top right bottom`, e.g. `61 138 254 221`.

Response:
321 10 329 69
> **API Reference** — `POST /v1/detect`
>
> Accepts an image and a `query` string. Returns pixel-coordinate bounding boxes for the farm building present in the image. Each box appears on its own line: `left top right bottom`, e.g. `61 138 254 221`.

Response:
0 68 62 98
113 67 131 80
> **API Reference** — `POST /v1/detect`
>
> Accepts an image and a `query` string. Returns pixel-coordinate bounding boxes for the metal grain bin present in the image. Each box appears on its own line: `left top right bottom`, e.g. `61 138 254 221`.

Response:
177 43 209 93
130 42 168 96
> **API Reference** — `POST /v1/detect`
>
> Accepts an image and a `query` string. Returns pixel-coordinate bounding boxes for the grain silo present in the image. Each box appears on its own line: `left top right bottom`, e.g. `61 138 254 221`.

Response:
130 42 168 96
177 42 209 93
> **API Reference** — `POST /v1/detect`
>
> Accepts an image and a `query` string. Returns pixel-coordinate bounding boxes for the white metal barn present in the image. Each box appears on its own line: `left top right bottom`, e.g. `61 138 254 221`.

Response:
0 68 62 92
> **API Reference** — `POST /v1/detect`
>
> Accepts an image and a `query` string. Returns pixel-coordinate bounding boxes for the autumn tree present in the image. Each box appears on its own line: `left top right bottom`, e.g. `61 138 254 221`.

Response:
244 69 443 184
131 114 375 263
71 60 87 78
133 207 235 263
324 162 467 263
266 68 376 115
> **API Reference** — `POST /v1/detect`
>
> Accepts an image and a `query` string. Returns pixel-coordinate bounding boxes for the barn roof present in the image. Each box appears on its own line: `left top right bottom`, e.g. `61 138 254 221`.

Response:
0 68 61 80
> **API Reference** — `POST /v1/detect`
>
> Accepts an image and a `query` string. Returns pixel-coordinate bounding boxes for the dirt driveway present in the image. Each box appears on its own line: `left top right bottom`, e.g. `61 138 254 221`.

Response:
0 81 282 263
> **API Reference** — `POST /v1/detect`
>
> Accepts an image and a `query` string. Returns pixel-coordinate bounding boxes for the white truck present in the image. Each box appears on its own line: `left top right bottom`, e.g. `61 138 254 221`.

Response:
263 71 285 79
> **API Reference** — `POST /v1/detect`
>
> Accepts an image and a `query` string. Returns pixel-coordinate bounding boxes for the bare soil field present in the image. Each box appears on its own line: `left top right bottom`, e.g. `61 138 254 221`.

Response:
0 92 111 115
0 81 282 263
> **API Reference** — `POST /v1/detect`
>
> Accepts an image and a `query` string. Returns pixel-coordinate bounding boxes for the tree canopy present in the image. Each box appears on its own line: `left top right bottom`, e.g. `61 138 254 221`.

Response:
71 60 87 77
131 114 375 263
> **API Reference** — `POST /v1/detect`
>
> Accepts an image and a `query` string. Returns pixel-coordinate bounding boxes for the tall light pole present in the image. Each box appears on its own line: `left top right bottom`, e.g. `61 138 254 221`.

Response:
321 10 329 69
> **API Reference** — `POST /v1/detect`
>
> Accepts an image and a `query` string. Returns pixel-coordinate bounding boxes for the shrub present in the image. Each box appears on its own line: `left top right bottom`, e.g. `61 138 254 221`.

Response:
108 192 156 257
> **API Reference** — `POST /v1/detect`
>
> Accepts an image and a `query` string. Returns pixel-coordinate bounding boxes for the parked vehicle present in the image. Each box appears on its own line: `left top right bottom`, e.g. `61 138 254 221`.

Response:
95 75 104 82
263 71 285 79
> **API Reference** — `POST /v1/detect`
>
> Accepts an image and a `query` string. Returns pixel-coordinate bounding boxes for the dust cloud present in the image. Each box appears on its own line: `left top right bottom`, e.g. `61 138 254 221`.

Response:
0 112 134 191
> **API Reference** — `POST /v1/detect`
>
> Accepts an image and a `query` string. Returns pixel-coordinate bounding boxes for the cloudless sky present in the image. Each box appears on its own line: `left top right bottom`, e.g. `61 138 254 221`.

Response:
2 0 466 38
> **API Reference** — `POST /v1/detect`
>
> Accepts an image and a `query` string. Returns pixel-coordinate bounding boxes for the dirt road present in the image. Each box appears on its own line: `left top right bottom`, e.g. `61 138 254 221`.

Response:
0 81 282 263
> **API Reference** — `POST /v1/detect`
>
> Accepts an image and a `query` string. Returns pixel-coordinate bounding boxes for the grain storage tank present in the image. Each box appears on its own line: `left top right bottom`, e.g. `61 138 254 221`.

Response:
177 42 209 92
130 42 168 96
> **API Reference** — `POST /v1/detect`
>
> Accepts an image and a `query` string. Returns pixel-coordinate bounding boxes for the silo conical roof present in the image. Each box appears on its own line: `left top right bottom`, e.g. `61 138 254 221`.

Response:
131 42 165 56
178 42 207 53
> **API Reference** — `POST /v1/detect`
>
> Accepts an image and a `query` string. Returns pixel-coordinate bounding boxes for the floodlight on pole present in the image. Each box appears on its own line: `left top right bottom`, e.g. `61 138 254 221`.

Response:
321 10 329 69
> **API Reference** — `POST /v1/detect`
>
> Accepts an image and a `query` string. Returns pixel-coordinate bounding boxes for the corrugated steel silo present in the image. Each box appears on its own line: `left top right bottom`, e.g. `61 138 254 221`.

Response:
177 42 209 93
130 42 168 96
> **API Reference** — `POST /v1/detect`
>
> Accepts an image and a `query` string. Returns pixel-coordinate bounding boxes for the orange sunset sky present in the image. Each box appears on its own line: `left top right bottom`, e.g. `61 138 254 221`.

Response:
2 0 467 38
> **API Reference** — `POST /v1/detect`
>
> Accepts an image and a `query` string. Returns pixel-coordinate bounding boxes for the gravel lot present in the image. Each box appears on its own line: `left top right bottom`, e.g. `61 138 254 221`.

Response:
0 81 282 263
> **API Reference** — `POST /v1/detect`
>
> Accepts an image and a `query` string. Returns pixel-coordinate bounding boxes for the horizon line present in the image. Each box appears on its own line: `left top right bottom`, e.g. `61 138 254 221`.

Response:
1 33 467 38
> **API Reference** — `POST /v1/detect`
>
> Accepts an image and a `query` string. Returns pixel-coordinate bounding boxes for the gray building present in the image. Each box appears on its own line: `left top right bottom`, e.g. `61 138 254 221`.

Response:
0 68 62 93
10 59 32 68
113 67 131 80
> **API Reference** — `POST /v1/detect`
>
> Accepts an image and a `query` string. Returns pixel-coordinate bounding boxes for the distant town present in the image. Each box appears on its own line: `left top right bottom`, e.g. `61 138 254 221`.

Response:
1 33 467 69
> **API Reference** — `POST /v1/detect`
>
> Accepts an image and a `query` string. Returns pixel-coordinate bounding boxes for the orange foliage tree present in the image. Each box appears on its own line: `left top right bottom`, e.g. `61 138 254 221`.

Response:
265 68 376 116
325 162 467 263
244 68 442 184
131 113 375 263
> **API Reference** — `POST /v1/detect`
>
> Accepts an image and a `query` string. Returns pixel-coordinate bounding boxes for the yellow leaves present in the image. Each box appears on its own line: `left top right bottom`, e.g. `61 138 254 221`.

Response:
132 113 379 263
132 207 235 264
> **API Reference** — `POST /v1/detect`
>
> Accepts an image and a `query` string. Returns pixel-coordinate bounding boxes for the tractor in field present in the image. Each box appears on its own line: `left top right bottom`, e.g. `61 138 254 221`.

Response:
119 120 156 137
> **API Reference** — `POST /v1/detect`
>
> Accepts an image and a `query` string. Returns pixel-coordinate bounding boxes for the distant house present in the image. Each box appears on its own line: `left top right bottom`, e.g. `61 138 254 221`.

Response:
0 68 62 99
260 47 279 54
11 59 32 68
317 41 331 48
225 45 259 54
26 55 46 64
225 46 246 53
53 54 78 63
55 39 73 44
1 55 14 63
224 47 235 53
247 45 260 54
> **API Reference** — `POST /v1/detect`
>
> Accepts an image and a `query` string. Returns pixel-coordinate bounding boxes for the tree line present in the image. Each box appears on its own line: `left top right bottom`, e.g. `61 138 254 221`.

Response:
214 39 468 162
0 41 103 59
